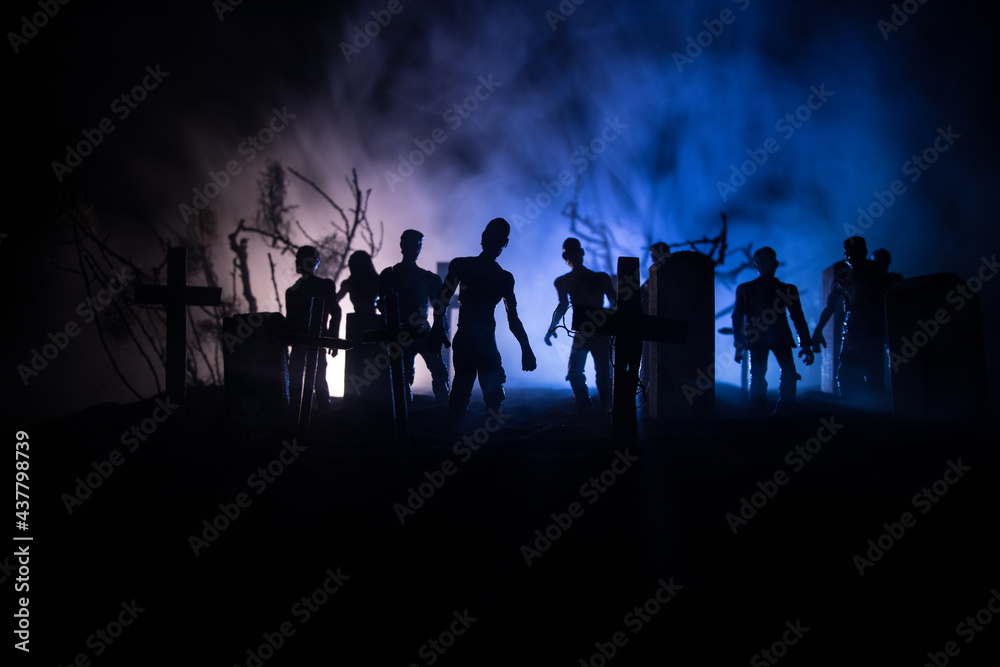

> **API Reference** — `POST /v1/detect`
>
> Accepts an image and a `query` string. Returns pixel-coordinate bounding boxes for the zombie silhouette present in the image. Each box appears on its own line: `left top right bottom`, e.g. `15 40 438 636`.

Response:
544 238 616 411
285 246 341 411
432 218 536 419
813 236 891 398
871 248 903 287
337 251 379 316
379 230 450 403
732 247 814 415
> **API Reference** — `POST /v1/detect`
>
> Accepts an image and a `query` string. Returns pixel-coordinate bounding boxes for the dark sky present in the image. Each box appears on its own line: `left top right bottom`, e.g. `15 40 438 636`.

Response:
5 0 999 421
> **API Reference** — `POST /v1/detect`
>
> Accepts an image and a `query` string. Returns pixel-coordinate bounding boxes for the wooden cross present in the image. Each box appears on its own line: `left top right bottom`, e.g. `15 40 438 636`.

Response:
580 257 687 438
277 297 352 436
135 247 222 405
362 292 424 446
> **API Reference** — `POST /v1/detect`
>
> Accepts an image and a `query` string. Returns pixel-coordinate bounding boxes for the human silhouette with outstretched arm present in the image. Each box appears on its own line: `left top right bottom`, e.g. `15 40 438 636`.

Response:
732 246 814 415
813 236 890 398
379 230 450 403
285 246 341 411
544 238 616 412
431 218 536 420
336 250 379 316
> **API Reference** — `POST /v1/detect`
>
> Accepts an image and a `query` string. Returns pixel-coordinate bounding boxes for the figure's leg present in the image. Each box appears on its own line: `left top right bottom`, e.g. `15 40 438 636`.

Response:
478 334 506 413
401 346 417 402
773 346 799 414
567 339 592 408
590 338 613 413
837 338 865 400
418 340 451 404
749 348 769 415
449 332 476 419
313 352 331 409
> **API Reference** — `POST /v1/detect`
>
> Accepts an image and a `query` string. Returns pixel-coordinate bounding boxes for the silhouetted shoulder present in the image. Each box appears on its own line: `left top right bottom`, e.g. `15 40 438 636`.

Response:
449 256 475 274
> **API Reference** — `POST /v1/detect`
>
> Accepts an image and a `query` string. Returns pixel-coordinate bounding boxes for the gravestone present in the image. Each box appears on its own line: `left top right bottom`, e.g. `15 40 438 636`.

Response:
820 259 849 394
584 257 687 438
135 247 222 404
343 312 392 406
646 251 715 421
222 312 288 439
885 273 987 421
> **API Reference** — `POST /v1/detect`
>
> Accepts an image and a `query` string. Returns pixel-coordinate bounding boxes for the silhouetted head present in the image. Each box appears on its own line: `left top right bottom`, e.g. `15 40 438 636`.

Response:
562 237 584 266
295 246 321 275
481 218 510 258
843 236 868 268
871 248 891 272
401 229 423 261
348 250 377 278
753 246 779 277
649 242 671 264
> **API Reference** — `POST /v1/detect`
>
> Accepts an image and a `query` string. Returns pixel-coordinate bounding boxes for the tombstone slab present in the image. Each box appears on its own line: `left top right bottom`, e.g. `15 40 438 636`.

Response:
647 251 715 421
885 273 988 421
343 312 392 407
223 312 288 439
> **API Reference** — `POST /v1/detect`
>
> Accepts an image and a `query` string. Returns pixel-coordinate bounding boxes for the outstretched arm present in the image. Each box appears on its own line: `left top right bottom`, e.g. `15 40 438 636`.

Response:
335 279 350 303
786 284 812 348
505 279 536 371
812 286 843 351
430 263 459 346
785 284 814 365
545 284 569 346
605 273 617 310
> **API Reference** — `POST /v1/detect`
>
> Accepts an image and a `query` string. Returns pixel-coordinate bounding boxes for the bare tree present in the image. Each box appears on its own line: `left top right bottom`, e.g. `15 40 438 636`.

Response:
50 161 384 398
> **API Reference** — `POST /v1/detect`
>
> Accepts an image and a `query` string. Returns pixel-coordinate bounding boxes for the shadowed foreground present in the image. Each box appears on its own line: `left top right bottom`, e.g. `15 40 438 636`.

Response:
20 387 999 665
